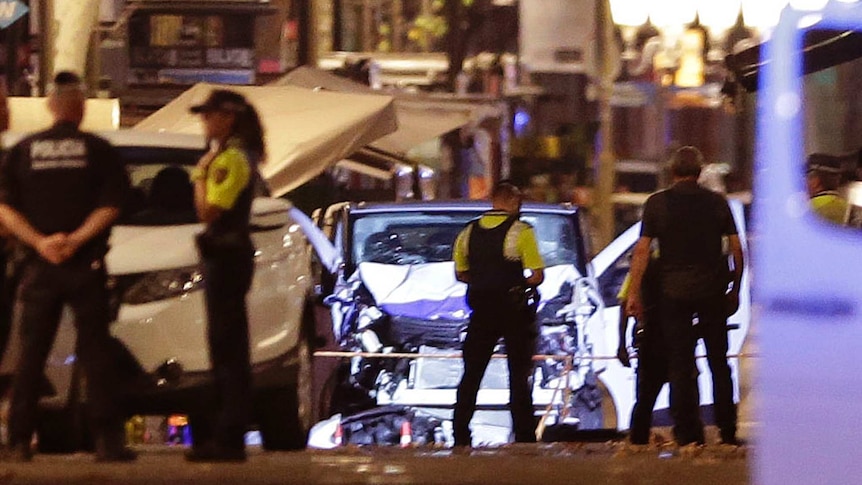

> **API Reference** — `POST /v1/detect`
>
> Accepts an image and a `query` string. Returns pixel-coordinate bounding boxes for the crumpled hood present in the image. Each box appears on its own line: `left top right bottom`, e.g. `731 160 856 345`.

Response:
356 262 581 321
106 224 204 275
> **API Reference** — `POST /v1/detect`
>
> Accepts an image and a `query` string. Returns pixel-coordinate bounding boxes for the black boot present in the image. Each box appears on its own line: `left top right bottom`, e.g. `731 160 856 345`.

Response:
95 429 137 463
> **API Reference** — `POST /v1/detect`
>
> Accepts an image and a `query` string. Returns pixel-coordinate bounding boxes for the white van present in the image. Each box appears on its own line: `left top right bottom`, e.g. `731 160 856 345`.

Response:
306 198 750 447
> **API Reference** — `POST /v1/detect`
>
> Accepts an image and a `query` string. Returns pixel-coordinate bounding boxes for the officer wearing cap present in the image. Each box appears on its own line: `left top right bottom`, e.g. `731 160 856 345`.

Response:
0 71 134 462
185 89 265 462
806 153 849 225
451 181 545 446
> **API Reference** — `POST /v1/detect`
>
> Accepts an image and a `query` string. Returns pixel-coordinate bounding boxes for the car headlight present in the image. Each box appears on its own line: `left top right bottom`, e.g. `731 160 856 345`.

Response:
123 266 204 305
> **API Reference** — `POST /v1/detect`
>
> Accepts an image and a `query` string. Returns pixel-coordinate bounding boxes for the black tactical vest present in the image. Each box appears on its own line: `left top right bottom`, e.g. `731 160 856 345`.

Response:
466 214 526 293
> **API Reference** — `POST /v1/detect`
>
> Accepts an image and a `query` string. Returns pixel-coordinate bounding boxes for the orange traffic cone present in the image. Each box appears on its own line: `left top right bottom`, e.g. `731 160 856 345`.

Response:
333 422 343 446
400 421 412 448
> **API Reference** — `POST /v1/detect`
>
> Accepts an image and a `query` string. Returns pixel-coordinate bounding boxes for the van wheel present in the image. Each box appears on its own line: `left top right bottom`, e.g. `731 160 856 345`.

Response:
598 380 618 430
567 372 618 431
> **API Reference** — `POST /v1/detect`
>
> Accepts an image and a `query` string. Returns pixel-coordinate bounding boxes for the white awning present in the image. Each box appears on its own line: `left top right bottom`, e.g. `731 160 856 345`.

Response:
133 82 398 197
273 67 501 156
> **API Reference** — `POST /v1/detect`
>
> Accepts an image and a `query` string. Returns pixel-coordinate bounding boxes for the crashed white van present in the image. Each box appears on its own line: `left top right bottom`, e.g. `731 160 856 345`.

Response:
307 199 750 447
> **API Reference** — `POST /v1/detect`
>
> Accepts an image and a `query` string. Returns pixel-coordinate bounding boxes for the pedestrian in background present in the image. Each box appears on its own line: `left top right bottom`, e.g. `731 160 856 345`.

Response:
626 146 744 447
452 181 544 446
186 89 265 462
0 71 134 462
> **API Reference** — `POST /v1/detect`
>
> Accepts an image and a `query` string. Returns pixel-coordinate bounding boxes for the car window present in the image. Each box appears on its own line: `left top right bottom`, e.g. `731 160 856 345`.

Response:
350 210 583 269
352 212 476 266
117 146 204 226
519 213 579 267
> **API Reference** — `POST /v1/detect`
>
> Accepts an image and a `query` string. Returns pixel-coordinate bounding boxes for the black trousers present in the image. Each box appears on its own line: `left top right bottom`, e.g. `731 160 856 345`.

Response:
454 294 536 445
196 244 254 450
9 259 122 447
697 303 737 443
628 309 669 445
661 294 735 445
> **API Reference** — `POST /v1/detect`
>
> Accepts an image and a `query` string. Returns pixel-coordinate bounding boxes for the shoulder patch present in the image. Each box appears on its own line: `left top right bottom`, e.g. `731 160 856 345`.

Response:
212 167 229 184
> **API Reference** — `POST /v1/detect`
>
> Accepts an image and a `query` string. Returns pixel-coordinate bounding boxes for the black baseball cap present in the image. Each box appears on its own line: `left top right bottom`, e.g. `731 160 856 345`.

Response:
189 89 249 114
806 153 843 174
54 71 82 86
50 71 84 93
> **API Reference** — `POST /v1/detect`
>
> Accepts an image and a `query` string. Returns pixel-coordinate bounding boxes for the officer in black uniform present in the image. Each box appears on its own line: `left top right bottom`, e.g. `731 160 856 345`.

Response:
0 71 134 462
627 146 744 447
452 181 545 446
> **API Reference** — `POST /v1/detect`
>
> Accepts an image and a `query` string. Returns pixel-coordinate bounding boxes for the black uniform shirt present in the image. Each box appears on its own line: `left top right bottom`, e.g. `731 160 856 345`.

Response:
0 122 129 261
641 180 737 269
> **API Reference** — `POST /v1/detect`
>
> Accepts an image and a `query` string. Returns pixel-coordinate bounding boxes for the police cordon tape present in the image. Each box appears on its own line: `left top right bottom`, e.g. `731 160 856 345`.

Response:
313 351 757 360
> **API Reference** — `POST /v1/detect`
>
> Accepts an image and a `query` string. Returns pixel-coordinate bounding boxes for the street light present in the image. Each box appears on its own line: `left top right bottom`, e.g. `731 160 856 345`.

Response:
698 0 743 62
608 0 649 60
607 0 827 83
649 0 697 71
789 0 830 10
741 0 789 34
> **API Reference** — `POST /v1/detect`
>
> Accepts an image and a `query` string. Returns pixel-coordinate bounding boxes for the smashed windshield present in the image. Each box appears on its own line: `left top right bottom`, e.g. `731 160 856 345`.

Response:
117 146 203 226
351 210 581 268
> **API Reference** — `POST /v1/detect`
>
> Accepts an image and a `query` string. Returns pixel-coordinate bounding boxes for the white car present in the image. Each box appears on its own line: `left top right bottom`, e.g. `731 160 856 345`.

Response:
0 130 317 452
307 199 751 447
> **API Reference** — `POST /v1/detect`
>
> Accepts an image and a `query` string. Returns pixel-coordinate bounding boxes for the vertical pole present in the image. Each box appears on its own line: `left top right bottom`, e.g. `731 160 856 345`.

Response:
39 0 53 94
4 5 21 93
594 0 616 251
302 0 314 67
445 0 465 91
391 0 403 52
361 0 373 51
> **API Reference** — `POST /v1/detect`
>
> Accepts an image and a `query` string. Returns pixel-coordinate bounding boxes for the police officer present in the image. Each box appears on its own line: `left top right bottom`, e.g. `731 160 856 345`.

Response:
806 153 849 225
452 181 545 446
0 71 134 462
617 255 699 447
185 89 265 462
627 146 744 447
616 256 668 445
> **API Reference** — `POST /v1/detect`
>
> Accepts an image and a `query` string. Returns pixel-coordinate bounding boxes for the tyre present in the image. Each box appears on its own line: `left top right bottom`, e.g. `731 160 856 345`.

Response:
598 380 618 430
566 372 618 431
255 336 312 451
